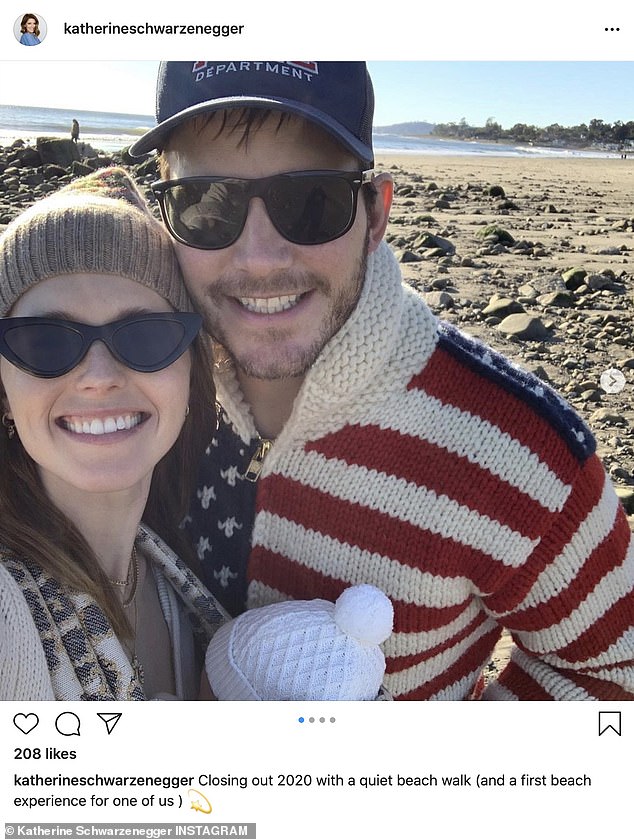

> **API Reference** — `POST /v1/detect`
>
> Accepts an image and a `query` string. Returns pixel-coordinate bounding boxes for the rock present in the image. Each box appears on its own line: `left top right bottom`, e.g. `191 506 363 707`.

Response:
496 314 552 341
70 161 96 177
412 232 455 255
483 295 526 318
476 225 515 245
579 389 602 402
42 164 68 179
430 277 450 290
593 246 623 256
589 408 628 425
587 274 625 292
488 185 506 198
425 291 455 310
562 267 587 290
8 146 41 167
496 199 520 211
397 250 422 263
537 290 575 307
36 138 81 167
530 365 553 384
610 466 633 482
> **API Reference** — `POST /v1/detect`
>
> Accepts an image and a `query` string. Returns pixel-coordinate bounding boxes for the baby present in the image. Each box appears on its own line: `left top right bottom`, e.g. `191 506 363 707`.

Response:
205 585 393 701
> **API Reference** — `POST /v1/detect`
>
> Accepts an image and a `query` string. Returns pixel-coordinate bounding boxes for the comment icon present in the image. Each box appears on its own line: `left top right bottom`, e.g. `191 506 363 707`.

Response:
55 711 81 736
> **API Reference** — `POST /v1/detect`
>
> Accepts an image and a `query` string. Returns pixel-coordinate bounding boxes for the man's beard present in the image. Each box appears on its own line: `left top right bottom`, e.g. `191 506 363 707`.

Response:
199 234 370 381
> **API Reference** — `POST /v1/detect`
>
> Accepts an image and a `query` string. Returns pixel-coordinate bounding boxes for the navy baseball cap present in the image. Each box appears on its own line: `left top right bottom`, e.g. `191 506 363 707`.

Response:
129 61 374 166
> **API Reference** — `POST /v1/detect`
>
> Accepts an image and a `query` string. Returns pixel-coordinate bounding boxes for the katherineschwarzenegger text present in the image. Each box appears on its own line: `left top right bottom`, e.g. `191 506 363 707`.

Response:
62 22 244 37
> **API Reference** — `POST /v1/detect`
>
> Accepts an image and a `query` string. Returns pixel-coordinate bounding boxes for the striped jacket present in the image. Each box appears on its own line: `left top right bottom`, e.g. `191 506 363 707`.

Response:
195 241 634 700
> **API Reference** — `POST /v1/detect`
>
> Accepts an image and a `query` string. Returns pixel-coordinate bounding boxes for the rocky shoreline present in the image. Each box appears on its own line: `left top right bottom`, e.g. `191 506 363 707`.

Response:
2 139 633 524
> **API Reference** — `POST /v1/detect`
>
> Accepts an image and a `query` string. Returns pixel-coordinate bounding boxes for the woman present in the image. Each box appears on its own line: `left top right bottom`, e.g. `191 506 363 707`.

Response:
0 167 227 700
19 14 41 45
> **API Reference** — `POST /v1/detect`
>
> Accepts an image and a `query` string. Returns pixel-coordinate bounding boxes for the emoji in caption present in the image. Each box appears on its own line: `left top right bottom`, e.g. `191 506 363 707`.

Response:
188 788 212 814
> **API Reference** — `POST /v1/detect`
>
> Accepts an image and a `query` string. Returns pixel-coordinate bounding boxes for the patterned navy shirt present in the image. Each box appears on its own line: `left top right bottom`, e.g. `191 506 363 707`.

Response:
184 410 259 617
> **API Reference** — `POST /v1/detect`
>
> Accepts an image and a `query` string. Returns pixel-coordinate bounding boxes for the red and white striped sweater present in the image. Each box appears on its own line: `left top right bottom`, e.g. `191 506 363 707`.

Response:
211 241 634 700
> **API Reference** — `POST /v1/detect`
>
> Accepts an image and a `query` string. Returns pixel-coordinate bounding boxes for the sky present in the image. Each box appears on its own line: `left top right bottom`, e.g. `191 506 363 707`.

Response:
2 61 634 128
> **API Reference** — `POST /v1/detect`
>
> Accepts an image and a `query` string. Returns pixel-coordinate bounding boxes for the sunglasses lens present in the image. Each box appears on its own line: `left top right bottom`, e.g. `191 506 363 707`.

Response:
162 180 248 250
159 174 358 249
267 175 354 244
3 322 83 376
112 318 190 371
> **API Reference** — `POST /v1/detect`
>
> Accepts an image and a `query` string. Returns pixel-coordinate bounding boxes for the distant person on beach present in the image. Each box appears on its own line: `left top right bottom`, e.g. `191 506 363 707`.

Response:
18 14 41 45
71 119 80 143
0 167 227 699
130 61 634 701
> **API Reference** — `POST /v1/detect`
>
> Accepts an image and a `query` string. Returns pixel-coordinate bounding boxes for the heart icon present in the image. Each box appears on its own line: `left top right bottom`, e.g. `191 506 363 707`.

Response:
13 713 39 734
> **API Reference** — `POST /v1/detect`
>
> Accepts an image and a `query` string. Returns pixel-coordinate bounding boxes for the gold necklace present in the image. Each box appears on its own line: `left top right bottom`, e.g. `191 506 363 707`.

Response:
107 547 139 608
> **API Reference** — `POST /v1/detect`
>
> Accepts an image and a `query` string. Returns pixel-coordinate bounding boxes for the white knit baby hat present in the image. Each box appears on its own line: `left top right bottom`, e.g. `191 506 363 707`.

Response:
205 584 394 701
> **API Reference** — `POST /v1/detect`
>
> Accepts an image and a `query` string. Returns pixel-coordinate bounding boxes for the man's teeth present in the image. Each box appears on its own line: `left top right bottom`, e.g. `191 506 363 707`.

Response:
62 414 143 435
238 294 301 314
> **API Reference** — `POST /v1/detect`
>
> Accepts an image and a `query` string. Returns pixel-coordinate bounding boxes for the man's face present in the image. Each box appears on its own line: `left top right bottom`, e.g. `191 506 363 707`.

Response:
163 114 389 380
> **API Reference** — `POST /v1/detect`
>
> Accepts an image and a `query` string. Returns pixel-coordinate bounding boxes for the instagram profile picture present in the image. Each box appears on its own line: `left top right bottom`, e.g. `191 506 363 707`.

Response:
15 12 47 45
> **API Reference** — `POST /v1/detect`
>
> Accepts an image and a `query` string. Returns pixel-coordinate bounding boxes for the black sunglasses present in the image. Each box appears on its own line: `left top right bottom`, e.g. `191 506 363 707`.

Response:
152 169 374 250
0 313 202 378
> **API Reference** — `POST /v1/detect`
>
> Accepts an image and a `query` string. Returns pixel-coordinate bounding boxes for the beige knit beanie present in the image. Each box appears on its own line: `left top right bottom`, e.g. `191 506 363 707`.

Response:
0 167 191 316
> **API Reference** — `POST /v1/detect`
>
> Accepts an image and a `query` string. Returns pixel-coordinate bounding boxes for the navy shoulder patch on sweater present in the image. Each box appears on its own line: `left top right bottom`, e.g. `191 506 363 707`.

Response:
438 321 596 462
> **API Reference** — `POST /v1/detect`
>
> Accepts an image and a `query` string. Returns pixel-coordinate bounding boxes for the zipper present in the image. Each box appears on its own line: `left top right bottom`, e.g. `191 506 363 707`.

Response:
244 438 273 482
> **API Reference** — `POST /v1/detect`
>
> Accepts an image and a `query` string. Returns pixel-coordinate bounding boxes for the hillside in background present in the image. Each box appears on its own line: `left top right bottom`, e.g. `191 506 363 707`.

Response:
374 121 435 136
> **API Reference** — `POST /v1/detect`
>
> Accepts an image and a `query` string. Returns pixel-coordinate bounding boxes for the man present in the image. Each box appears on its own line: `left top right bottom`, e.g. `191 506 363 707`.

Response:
131 61 634 700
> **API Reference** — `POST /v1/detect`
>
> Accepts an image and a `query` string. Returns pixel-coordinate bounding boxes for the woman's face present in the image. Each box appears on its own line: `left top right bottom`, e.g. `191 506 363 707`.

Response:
1 273 191 503
25 17 37 31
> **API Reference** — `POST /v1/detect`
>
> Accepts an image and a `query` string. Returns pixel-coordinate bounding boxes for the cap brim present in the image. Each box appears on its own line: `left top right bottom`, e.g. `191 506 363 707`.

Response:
129 95 373 166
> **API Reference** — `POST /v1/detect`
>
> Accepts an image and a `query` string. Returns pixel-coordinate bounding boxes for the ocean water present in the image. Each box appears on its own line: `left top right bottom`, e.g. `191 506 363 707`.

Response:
0 104 155 151
0 104 611 159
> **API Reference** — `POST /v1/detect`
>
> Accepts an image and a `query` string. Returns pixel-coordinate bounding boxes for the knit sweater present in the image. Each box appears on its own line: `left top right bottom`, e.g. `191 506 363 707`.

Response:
0 524 227 700
190 240 634 700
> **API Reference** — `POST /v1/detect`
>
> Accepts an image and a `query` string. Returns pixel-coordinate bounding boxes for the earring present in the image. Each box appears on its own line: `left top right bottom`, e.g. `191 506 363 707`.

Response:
2 413 16 440
185 405 190 418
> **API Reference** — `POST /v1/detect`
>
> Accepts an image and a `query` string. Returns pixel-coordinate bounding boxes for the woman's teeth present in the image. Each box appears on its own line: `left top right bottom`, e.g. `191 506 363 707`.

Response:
61 413 144 435
238 293 302 314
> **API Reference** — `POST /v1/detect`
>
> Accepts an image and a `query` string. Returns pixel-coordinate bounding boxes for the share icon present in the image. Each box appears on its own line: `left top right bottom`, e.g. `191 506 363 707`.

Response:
97 713 123 735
